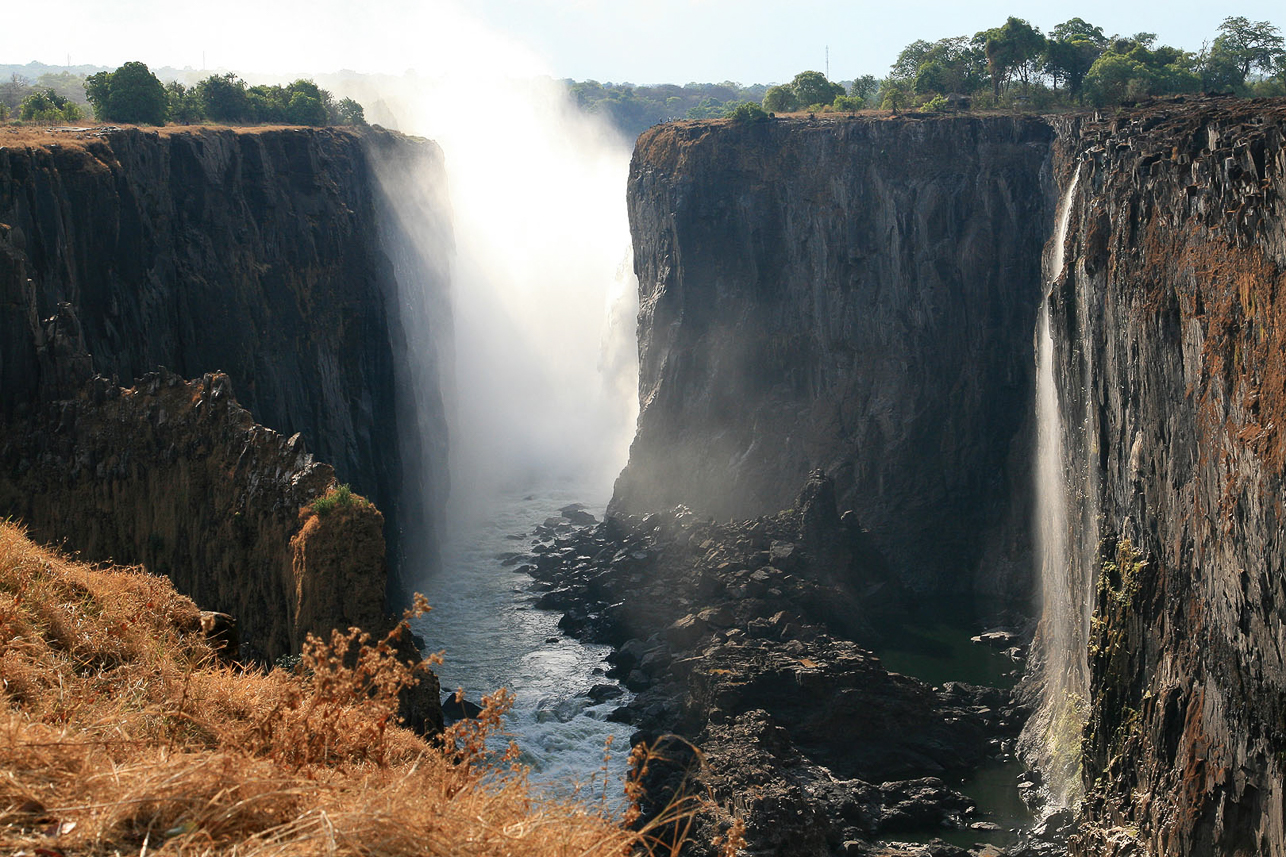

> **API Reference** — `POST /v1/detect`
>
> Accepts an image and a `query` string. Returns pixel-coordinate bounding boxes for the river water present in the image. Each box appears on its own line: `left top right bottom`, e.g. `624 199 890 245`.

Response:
408 486 635 801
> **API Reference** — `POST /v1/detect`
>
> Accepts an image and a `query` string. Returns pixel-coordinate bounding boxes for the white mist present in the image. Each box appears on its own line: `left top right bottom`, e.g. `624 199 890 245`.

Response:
353 17 642 796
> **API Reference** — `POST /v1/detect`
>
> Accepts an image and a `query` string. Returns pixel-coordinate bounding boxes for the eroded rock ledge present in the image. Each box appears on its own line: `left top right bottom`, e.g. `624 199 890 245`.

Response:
1 362 370 660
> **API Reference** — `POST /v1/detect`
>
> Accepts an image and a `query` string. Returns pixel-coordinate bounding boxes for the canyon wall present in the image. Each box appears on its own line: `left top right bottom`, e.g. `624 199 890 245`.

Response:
1051 98 1286 857
0 125 452 605
621 102 1286 854
0 126 452 660
615 115 1053 604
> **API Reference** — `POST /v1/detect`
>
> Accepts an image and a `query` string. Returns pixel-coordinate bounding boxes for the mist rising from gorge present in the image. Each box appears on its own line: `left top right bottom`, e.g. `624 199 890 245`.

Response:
341 55 640 530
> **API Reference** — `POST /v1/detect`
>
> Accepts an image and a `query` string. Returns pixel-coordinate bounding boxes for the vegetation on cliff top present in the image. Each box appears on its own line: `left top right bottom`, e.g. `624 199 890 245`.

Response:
567 14 1285 135
0 520 733 855
1 61 366 128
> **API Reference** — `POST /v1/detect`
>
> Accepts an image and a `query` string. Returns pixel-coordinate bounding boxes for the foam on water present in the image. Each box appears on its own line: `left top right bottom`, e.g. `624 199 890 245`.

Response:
411 486 634 802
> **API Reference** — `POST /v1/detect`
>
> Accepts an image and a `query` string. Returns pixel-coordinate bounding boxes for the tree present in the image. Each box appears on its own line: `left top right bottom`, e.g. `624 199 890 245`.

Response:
850 75 879 99
0 74 34 110
790 70 844 109
1044 18 1107 98
197 73 250 123
35 72 89 110
166 81 204 124
762 84 798 113
1050 18 1107 46
1082 37 1200 106
285 91 327 126
18 89 83 122
1207 16 1284 85
335 98 366 126
724 100 769 122
978 17 1046 99
880 79 910 112
891 41 936 81
85 62 167 125
908 36 986 95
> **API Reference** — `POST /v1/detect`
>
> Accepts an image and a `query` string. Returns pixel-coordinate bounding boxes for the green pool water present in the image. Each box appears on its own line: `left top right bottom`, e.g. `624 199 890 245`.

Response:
870 610 1033 848
873 620 1019 689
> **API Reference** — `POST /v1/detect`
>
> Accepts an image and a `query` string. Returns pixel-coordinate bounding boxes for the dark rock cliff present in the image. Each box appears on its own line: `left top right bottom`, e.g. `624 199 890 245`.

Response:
0 125 452 598
615 115 1053 605
1049 97 1286 857
0 365 373 661
619 101 1286 855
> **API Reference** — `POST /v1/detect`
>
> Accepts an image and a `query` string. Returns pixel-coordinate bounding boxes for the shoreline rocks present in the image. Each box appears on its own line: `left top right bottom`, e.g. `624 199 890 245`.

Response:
519 474 1053 855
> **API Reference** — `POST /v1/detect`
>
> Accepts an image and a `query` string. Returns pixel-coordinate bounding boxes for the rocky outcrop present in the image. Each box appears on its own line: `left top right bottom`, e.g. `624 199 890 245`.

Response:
1048 97 1286 856
524 477 1033 855
0 125 452 596
0 364 374 661
615 115 1053 606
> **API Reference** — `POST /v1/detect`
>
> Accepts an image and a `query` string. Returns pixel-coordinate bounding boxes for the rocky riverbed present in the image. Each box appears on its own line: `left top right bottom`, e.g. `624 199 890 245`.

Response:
507 473 1072 856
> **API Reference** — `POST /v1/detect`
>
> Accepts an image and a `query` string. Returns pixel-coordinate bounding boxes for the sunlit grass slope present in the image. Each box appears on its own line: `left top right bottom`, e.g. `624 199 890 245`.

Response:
0 519 718 856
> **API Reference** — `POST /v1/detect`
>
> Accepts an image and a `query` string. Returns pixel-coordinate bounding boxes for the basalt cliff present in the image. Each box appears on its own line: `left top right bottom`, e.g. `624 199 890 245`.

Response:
0 125 452 660
1051 99 1286 857
614 115 1053 607
617 99 1286 856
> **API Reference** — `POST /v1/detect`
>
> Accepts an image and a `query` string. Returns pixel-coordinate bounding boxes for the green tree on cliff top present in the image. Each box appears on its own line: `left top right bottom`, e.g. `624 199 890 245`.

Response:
85 62 167 125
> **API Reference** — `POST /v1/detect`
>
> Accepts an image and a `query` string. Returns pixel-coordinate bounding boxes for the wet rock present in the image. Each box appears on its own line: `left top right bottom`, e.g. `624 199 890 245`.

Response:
971 630 1019 648
585 683 624 703
441 694 484 722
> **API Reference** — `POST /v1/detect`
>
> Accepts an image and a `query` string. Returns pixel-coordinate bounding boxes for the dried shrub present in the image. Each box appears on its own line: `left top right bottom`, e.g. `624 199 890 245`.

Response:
0 520 738 856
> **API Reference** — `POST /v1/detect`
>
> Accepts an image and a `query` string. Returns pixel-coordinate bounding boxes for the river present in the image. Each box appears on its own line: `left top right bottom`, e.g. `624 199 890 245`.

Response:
409 485 635 802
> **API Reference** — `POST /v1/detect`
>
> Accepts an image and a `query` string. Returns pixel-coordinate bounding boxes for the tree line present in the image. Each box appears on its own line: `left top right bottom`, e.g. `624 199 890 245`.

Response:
0 62 367 127
767 15 1285 115
565 80 769 138
565 14 1285 136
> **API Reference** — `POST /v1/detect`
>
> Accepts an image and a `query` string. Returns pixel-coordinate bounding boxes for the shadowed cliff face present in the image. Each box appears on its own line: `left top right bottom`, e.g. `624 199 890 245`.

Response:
0 366 377 661
615 116 1053 605
0 126 452 596
1051 98 1286 857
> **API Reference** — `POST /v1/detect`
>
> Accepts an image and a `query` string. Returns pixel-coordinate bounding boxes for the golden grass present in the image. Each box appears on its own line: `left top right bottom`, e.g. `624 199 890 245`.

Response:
0 520 739 856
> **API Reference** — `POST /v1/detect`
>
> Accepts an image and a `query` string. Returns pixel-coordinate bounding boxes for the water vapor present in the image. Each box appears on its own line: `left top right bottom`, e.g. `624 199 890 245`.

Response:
348 21 640 529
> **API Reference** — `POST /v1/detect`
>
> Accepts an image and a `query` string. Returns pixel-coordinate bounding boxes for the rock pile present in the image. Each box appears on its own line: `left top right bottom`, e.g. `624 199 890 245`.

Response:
515 474 1053 855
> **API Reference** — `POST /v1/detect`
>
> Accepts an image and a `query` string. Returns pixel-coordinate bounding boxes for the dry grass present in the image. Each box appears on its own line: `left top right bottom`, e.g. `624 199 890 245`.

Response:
0 520 741 856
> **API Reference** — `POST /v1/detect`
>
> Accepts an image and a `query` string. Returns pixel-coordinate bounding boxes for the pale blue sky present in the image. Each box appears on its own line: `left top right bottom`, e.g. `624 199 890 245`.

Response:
7 0 1284 84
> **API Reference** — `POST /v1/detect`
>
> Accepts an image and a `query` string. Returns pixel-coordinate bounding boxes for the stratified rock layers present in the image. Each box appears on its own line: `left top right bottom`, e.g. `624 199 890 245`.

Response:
617 116 1053 604
1054 99 1286 857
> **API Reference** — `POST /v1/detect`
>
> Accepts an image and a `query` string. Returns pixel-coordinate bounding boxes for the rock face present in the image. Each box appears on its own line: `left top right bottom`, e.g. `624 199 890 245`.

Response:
0 365 373 661
0 125 452 596
616 101 1286 856
615 115 1053 604
1049 98 1286 857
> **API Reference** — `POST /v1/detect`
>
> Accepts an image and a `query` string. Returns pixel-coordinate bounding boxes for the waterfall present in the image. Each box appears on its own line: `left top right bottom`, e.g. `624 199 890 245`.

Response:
1024 163 1092 810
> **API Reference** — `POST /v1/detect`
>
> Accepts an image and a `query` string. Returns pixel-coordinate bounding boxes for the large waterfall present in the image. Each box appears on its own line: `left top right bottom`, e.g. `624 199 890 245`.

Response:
1023 163 1096 810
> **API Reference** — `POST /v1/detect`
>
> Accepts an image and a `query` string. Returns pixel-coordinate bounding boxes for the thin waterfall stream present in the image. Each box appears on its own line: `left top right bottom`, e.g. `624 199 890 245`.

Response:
1022 163 1091 811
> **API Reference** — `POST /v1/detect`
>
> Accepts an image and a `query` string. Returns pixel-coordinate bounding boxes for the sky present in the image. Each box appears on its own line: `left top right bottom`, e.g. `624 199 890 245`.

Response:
6 0 1285 85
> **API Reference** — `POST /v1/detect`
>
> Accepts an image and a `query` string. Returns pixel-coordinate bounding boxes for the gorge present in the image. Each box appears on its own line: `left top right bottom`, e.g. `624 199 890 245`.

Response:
1 94 1284 857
